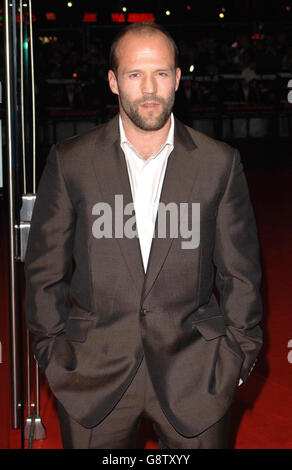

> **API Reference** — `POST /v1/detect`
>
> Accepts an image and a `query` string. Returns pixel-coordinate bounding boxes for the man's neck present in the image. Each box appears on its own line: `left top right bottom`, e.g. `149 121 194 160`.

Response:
120 112 172 160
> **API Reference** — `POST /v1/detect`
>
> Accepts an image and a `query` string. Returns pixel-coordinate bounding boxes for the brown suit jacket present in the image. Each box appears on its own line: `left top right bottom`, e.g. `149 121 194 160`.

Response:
24 115 263 437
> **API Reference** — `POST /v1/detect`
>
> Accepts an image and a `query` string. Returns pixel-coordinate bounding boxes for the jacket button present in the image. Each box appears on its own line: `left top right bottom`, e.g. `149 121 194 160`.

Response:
140 307 149 316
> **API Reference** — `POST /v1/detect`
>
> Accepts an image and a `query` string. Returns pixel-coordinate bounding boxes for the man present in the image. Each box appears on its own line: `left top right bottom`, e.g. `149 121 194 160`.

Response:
25 23 263 449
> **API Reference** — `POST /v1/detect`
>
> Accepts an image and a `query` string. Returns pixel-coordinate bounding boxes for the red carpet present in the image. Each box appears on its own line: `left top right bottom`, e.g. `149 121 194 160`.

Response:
3 166 292 449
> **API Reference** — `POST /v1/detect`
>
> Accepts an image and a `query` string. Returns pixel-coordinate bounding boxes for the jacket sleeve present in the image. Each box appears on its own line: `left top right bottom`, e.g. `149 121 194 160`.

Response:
213 149 263 383
24 144 76 371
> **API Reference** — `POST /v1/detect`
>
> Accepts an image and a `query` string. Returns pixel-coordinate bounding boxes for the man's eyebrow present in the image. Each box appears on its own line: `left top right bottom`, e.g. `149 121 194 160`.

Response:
124 69 143 73
123 67 173 74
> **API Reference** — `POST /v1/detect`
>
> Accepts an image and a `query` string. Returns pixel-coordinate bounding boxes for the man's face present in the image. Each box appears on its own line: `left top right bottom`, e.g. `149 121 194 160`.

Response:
108 32 181 131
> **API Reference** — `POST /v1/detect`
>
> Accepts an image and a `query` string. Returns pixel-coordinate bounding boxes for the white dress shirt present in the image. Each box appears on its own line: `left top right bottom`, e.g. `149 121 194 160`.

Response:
119 113 174 273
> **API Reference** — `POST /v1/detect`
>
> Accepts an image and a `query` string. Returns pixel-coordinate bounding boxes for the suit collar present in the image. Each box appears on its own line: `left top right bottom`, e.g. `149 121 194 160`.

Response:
173 116 197 152
96 114 120 150
96 113 197 153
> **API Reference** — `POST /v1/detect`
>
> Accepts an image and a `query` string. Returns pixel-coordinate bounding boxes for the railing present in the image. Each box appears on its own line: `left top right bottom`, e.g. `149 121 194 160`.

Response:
25 73 292 147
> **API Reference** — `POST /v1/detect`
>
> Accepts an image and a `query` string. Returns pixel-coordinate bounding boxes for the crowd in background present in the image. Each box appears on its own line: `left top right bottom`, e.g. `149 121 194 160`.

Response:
0 25 290 113
32 26 292 114
37 29 292 80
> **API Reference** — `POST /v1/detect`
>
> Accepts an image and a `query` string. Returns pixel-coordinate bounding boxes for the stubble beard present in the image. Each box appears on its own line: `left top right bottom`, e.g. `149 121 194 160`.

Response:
118 91 175 131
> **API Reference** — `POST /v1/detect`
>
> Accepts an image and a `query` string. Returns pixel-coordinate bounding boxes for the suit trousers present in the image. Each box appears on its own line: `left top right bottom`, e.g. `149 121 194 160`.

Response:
56 356 231 449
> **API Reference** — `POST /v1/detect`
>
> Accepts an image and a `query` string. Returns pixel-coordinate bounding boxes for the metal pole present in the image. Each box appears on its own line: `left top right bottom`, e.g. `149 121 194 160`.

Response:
19 0 27 195
23 0 46 442
4 0 21 429
26 329 31 418
28 0 36 193
35 361 40 417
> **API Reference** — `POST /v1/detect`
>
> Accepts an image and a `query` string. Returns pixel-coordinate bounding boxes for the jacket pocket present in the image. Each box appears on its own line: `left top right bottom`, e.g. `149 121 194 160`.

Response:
192 315 226 340
65 318 93 342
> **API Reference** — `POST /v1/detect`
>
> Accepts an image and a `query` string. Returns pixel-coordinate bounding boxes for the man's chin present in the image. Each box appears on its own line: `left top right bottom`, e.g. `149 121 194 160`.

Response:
133 113 169 131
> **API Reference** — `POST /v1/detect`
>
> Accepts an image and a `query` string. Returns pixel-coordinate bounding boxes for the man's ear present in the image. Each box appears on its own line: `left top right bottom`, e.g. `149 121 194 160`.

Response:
175 67 181 92
108 70 119 95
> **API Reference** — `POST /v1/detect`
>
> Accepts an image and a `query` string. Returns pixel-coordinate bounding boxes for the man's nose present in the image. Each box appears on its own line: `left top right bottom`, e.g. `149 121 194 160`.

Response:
141 75 157 94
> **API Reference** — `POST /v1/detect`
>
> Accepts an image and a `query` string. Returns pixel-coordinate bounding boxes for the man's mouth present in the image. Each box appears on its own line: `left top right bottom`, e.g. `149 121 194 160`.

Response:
140 102 160 109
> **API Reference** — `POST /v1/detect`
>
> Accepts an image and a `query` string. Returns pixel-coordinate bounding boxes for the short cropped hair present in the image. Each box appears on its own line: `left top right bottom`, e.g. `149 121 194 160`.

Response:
109 22 179 74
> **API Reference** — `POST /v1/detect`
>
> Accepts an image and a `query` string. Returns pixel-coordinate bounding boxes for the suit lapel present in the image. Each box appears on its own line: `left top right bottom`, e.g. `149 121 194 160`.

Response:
90 116 145 295
142 119 200 301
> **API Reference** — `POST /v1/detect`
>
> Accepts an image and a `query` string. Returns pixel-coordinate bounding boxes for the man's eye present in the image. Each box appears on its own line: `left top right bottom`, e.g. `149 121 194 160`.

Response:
129 73 140 79
158 72 168 77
